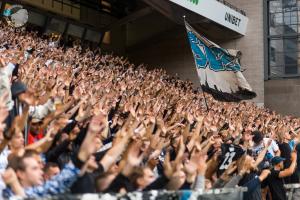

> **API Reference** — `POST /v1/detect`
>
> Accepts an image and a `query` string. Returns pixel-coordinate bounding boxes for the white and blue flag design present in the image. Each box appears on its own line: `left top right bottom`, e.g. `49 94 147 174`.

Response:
185 21 256 102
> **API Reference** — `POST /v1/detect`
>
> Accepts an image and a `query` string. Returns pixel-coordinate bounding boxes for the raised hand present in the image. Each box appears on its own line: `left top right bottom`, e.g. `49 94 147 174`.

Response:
44 122 60 140
126 141 144 167
195 113 204 122
75 103 92 122
2 168 18 186
186 112 194 124
78 114 106 162
174 136 186 165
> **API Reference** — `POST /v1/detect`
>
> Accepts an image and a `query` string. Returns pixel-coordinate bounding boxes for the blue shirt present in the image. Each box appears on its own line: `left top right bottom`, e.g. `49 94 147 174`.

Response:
288 140 295 150
3 162 80 198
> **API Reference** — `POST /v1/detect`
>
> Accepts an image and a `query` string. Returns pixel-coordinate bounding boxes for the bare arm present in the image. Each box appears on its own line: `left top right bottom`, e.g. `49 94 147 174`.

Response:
99 130 131 172
40 99 74 130
254 139 272 167
279 151 297 178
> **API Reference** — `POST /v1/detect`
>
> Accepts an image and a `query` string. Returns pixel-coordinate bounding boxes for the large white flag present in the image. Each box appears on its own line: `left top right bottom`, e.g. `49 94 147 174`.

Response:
185 21 256 102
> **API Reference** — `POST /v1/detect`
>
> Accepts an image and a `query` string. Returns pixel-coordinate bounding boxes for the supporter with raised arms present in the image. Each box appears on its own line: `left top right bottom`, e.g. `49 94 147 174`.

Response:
0 21 300 199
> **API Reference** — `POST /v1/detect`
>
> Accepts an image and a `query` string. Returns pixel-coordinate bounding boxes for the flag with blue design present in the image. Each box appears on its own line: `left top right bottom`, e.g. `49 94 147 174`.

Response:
185 21 256 102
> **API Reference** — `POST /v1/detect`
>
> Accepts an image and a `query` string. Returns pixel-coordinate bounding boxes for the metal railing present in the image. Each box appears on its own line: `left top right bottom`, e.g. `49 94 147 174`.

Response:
23 188 248 200
285 184 300 200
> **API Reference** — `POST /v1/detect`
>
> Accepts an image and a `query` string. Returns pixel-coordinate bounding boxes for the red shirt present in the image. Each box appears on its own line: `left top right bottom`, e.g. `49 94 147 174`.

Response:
27 131 44 145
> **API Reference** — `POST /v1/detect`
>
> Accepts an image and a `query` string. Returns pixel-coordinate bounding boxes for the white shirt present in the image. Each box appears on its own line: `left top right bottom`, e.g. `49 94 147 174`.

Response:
0 147 10 173
252 138 279 158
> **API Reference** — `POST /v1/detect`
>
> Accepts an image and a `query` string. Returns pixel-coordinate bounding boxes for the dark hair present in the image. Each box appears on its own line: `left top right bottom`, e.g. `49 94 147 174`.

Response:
11 156 27 172
252 131 263 144
44 162 59 173
7 153 21 171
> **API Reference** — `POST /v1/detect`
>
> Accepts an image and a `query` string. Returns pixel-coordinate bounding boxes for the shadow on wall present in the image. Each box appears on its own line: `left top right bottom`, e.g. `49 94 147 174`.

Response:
126 26 200 88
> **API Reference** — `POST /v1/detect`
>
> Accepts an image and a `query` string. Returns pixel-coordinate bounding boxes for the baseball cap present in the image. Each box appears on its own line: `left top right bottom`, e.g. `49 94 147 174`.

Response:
271 156 285 165
31 118 42 123
11 81 27 98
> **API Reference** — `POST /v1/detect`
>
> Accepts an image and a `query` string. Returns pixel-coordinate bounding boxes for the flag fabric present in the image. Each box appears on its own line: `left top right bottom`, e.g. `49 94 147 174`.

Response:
185 21 256 102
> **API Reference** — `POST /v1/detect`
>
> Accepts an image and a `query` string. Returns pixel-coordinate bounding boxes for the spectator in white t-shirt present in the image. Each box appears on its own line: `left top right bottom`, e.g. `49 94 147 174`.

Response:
252 131 280 160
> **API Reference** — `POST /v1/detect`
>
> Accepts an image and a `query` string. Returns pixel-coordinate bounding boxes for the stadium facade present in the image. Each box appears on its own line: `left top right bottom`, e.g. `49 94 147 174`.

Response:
0 0 299 116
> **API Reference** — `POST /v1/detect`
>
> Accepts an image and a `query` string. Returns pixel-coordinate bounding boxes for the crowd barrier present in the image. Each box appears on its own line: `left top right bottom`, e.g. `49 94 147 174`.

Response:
23 188 247 200
285 184 300 200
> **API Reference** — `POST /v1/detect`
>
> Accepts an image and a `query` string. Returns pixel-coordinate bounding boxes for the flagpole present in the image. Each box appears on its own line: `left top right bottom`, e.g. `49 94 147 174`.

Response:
183 15 209 112
201 87 209 112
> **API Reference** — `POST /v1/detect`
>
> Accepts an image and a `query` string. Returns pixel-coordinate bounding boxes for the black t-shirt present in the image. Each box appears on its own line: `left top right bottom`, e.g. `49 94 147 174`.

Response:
296 143 300 172
266 169 287 200
71 164 104 194
279 142 291 169
217 144 245 176
106 173 136 193
278 142 299 184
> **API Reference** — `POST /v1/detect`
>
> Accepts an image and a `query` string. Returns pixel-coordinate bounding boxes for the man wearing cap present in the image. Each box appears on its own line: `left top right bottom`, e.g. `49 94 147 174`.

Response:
0 53 54 129
265 151 297 200
11 82 55 143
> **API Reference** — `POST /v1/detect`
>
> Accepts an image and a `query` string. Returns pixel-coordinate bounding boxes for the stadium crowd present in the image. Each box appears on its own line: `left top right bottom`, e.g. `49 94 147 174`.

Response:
0 22 300 200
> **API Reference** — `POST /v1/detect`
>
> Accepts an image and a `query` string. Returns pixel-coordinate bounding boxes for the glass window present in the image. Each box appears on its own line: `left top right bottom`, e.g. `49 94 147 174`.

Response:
267 0 300 78
85 29 102 43
67 24 84 38
283 0 297 8
46 18 66 34
269 1 282 13
28 11 46 26
270 47 276 63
